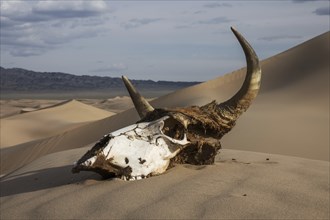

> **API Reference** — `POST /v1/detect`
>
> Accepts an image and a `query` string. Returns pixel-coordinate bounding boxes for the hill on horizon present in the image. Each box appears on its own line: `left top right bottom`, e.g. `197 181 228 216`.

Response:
0 67 200 99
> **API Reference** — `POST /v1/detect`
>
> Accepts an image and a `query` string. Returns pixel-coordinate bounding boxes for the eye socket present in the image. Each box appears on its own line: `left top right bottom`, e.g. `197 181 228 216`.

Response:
162 117 185 140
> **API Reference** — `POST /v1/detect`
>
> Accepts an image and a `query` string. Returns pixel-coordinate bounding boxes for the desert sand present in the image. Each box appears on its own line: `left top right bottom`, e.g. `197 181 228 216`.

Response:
0 32 329 219
0 99 114 148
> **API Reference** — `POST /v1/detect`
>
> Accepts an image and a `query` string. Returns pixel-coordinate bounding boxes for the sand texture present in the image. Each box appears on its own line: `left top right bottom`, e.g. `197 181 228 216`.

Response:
1 149 329 219
1 32 329 219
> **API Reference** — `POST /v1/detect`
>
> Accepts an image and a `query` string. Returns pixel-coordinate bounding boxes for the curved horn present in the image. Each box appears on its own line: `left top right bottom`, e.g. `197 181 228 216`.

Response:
122 76 154 118
219 27 261 116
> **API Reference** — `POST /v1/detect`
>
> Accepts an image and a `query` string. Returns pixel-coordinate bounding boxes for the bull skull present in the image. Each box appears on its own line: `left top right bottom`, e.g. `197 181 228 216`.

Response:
72 27 261 180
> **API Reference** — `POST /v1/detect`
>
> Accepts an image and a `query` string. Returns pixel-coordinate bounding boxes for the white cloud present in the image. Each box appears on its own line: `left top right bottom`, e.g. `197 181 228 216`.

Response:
35 1 106 11
0 1 30 15
0 1 109 57
121 18 163 29
33 1 107 19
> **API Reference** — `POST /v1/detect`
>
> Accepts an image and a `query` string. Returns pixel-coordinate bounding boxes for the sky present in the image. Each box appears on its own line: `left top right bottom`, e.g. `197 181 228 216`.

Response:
1 0 329 81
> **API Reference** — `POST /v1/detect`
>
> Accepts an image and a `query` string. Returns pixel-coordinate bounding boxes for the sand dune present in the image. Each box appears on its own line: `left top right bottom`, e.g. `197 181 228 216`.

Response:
78 96 152 113
0 99 65 118
1 32 329 219
0 100 114 148
1 148 328 219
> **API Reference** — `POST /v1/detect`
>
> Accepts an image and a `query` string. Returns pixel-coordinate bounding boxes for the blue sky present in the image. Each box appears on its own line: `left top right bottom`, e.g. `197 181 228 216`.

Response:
1 0 329 81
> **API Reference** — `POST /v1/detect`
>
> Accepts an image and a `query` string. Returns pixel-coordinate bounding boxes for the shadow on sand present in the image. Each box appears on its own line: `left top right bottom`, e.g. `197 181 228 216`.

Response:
0 165 104 197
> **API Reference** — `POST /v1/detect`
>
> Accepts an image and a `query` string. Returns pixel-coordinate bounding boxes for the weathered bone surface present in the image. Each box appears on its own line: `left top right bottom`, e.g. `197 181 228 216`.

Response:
72 27 262 180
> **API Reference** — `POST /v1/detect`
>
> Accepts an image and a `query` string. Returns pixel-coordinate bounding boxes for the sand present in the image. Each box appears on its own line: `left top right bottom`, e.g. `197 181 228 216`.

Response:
1 148 328 219
1 31 329 219
0 100 114 148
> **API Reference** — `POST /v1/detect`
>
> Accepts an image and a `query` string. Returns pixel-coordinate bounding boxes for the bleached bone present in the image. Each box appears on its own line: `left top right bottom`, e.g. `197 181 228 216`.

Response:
72 27 262 180
72 116 189 180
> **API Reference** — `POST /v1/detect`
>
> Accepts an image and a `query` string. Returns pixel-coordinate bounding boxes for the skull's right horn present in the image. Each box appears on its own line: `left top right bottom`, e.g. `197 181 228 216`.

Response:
218 27 261 118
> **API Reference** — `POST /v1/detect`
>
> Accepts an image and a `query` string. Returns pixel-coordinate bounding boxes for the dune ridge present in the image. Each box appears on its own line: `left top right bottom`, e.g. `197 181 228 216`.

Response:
0 99 114 149
0 99 67 118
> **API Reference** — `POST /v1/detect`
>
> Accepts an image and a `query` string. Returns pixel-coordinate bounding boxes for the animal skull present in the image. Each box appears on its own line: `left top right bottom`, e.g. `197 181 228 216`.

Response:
72 27 262 180
72 116 189 180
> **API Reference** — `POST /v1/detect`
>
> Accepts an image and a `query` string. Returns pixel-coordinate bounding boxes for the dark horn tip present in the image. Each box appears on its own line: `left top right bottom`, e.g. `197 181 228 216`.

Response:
230 26 242 39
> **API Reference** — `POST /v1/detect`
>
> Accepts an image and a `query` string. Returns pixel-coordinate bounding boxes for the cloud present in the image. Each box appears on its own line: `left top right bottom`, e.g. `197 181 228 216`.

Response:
10 48 47 57
1 22 107 57
292 0 319 3
0 16 20 28
1 1 108 24
32 1 107 19
43 29 102 45
91 63 128 73
197 16 232 25
121 18 163 29
175 25 192 29
203 2 232 8
0 1 109 57
259 35 303 41
313 6 330 15
193 10 205 14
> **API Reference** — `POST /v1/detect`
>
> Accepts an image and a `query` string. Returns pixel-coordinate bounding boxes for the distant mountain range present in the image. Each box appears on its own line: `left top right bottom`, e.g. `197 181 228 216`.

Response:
0 67 200 98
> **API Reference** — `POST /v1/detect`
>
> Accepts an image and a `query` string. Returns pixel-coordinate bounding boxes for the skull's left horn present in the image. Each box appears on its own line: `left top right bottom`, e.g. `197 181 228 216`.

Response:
122 75 154 118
